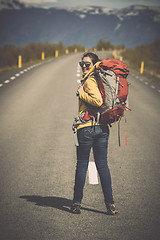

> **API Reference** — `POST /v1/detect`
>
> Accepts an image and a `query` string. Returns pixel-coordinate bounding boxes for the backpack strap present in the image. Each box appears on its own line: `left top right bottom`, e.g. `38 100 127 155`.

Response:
125 115 127 146
118 116 122 147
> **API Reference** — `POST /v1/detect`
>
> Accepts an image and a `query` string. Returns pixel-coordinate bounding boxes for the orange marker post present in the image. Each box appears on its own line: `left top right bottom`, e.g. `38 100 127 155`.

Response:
140 61 144 74
65 49 69 55
18 55 22 68
55 50 59 57
41 52 45 61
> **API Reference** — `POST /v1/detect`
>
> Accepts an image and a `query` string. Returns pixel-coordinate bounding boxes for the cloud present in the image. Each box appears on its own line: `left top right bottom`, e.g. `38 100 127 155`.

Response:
20 0 57 3
18 0 160 8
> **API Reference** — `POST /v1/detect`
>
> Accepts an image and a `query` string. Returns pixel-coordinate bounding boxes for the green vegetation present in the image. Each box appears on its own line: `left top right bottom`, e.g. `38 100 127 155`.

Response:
0 40 125 70
122 40 160 78
0 42 85 70
94 39 160 80
0 40 159 81
94 39 125 50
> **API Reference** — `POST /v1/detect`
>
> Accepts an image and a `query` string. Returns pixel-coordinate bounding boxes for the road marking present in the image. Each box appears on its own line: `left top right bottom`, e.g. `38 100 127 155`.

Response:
88 161 99 185
4 80 10 84
0 61 47 89
76 64 81 84
10 76 16 80
132 74 159 93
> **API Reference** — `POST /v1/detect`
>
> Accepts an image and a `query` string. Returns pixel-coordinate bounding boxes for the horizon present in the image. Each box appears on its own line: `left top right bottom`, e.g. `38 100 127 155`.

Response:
20 0 160 9
0 0 160 10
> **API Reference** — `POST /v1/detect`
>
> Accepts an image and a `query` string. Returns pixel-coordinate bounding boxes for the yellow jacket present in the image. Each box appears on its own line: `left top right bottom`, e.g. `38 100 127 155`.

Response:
77 76 103 130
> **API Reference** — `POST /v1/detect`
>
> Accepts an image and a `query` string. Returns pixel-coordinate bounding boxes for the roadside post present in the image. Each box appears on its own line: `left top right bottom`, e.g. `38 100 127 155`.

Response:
18 55 22 68
41 52 45 60
55 50 59 57
65 49 69 55
140 61 144 74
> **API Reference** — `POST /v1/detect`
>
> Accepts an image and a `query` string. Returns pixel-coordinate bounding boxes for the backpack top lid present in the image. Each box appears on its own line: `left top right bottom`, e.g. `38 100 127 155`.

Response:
97 58 129 78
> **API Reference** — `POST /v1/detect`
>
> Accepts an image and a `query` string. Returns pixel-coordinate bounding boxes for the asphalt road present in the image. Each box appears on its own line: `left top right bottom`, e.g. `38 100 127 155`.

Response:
0 52 159 240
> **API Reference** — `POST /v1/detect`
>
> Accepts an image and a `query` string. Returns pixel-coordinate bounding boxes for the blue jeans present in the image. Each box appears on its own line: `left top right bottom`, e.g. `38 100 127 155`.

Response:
73 125 114 205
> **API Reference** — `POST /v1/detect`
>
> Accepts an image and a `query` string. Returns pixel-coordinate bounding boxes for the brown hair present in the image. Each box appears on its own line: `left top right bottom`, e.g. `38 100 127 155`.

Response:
82 52 101 65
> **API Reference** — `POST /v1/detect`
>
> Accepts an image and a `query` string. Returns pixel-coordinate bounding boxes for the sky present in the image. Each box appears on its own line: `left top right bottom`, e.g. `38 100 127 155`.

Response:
19 0 160 9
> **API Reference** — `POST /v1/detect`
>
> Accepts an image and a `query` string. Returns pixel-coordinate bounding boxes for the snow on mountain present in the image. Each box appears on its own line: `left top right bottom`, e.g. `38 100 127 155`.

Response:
0 1 160 23
0 0 25 9
67 6 113 18
0 3 160 47
110 5 160 22
66 5 160 22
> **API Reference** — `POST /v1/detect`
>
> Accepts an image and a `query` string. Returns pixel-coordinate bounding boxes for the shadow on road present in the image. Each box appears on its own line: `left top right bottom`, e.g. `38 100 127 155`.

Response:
19 195 106 215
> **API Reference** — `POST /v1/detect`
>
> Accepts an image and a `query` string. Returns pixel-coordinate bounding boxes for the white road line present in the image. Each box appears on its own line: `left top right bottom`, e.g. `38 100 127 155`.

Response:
88 161 99 185
133 75 158 91
1 63 46 89
4 80 10 84
15 73 20 77
77 79 81 84
10 76 16 80
77 66 81 84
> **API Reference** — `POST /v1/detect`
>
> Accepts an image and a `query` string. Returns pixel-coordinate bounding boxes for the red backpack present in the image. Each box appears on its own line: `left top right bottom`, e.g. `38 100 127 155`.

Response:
95 58 130 125
73 58 131 146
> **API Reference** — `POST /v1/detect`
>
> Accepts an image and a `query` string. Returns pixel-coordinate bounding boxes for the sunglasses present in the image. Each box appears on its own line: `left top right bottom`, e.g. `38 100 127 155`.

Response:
79 61 91 68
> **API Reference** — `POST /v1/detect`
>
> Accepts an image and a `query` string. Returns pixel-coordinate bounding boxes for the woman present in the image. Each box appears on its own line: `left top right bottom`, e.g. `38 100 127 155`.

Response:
71 52 118 215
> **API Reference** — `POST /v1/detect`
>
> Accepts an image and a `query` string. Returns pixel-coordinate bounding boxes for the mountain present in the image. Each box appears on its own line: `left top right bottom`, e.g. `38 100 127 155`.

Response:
0 0 26 9
0 2 160 48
